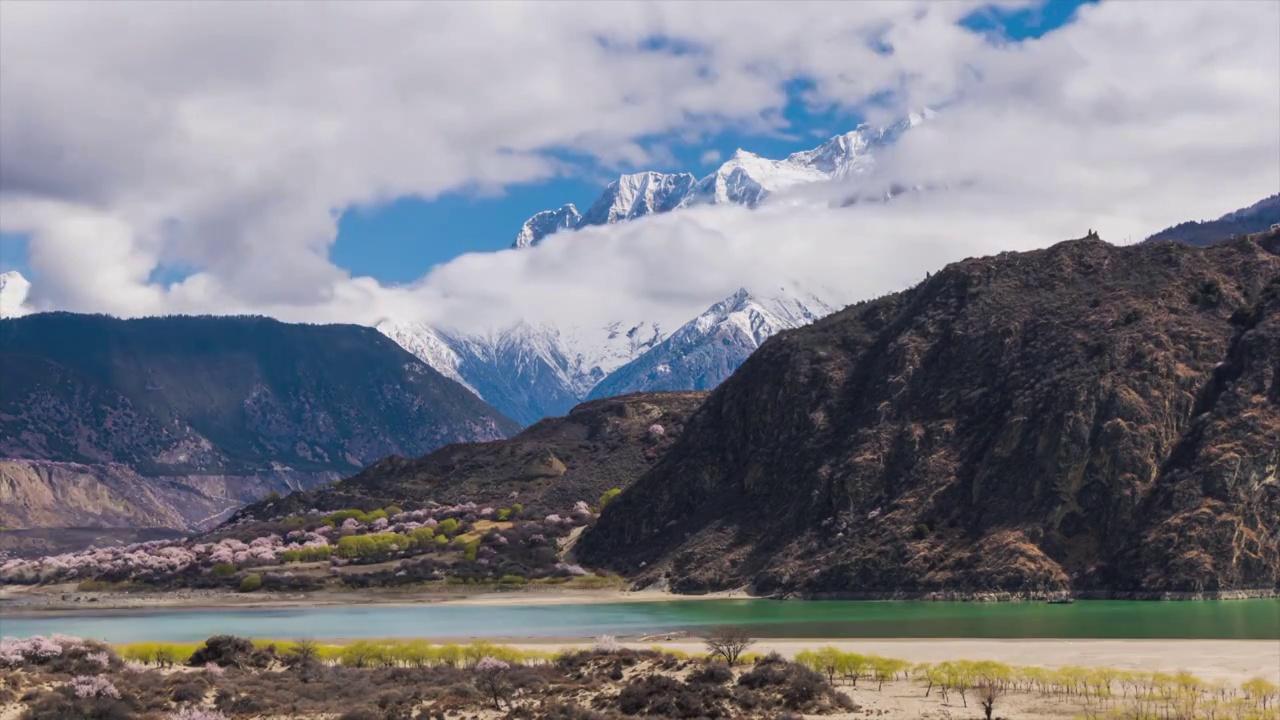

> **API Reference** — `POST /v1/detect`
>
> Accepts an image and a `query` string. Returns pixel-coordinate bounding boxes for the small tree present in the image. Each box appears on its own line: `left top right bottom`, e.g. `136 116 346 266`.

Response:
474 656 512 710
977 682 1004 720
238 573 262 593
703 626 756 665
284 639 319 669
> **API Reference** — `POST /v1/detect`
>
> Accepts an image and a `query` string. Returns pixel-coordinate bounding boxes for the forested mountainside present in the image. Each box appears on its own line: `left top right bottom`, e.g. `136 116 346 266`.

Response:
581 230 1280 598
233 392 707 521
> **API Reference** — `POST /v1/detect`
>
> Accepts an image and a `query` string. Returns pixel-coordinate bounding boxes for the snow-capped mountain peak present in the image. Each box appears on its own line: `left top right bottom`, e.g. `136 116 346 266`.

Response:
585 286 834 400
578 171 697 228
0 270 32 318
513 204 580 249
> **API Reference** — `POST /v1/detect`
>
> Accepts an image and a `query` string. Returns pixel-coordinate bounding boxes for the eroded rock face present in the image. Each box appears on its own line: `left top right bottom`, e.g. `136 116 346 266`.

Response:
580 232 1280 597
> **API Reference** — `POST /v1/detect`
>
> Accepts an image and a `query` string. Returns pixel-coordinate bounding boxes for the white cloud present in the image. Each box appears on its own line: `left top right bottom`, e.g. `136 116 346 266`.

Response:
1 0 1276 333
700 150 723 165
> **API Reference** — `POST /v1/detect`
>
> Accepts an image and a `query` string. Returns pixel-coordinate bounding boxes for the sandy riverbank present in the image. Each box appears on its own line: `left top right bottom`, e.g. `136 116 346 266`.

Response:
0 583 745 615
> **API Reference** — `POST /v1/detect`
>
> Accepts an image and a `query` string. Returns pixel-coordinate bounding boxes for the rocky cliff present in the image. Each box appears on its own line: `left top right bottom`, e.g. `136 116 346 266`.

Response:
235 392 708 521
580 231 1280 598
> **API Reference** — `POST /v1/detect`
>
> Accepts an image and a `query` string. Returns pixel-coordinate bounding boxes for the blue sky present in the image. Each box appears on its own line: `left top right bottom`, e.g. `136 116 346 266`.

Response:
0 0 1095 287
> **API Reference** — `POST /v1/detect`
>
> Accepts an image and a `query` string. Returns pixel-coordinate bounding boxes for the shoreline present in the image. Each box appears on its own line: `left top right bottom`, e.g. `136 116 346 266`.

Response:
4 582 1276 616
0 586 750 617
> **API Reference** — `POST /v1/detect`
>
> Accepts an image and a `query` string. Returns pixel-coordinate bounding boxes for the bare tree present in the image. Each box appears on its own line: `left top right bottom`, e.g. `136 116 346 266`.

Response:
977 682 1004 720
703 626 756 665
284 639 320 668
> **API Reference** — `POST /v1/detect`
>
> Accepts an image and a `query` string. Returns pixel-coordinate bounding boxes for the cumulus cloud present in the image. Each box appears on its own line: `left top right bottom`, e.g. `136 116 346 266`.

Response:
0 0 1276 332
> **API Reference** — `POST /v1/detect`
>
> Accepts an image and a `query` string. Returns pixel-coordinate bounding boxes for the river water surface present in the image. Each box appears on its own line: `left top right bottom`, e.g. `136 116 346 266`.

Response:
2 599 1276 643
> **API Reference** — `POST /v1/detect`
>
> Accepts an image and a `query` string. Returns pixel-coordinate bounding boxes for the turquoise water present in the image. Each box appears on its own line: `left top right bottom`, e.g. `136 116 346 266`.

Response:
1 599 1275 643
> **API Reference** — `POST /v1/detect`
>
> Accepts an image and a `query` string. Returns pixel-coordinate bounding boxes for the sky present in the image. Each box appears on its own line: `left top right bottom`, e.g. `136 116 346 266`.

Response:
0 0 1276 333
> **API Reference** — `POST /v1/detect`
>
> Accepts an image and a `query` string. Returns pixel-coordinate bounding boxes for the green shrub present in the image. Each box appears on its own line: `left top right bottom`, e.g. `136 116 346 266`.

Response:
499 574 528 585
433 534 450 546
336 532 409 559
497 508 512 521
464 539 481 562
437 518 460 537
239 574 263 592
211 563 238 577
384 506 404 517
406 526 436 547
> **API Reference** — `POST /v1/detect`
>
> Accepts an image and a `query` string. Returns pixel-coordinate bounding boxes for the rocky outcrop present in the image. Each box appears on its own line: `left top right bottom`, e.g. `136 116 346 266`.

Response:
580 231 1280 597
235 392 708 521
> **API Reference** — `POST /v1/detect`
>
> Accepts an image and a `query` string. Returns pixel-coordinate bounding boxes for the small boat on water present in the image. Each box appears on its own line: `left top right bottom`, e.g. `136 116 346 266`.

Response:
1047 597 1076 605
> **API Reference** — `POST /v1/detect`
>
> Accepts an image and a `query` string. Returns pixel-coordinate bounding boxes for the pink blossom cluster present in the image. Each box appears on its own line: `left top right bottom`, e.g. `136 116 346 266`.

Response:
391 501 479 525
474 656 510 672
70 674 121 699
167 709 231 720
0 634 85 665
0 532 298 584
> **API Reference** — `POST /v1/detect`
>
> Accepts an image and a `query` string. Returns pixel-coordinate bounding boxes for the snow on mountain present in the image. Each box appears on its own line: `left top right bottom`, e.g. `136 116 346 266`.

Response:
377 317 665 426
586 287 835 400
375 319 477 395
578 172 697 228
513 204 581 249
0 271 32 318
512 111 933 247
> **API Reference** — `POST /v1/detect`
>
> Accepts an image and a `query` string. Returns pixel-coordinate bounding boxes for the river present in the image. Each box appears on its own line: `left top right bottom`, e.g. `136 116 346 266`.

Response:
2 598 1276 643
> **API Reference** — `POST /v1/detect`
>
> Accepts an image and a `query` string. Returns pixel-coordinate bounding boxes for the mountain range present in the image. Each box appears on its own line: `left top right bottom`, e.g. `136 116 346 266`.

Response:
378 286 834 426
512 110 934 249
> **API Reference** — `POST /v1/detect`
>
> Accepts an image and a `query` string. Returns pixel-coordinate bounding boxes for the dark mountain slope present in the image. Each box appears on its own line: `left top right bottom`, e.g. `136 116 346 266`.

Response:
234 391 708 520
580 231 1280 598
0 313 519 533
1144 194 1280 247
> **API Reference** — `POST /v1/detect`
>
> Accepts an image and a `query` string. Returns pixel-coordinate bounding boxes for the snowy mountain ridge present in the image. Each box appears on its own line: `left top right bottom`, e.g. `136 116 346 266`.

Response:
512 109 935 248
376 284 834 425
586 287 836 400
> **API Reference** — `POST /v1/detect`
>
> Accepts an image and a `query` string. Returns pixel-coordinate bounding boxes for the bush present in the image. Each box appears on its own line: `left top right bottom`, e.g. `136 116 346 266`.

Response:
238 574 262 592
210 563 237 578
690 662 734 685
188 635 270 669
